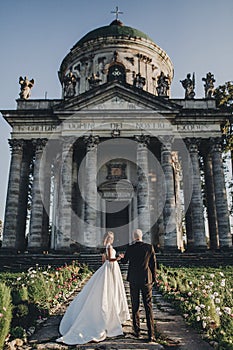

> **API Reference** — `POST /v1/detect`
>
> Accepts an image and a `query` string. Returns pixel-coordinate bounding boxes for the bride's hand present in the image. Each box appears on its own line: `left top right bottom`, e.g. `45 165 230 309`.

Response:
118 253 124 259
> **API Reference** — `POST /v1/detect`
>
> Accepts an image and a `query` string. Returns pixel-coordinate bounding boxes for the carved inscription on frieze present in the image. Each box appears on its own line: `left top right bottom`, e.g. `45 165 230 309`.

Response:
15 125 57 132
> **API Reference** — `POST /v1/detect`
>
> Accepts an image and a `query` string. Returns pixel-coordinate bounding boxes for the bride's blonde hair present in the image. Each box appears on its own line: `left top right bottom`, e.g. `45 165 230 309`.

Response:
103 231 114 246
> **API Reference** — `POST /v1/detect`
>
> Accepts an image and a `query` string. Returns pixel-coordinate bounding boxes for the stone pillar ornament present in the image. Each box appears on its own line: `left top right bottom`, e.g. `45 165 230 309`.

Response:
186 138 206 249
2 139 24 250
28 138 48 251
210 138 232 249
159 135 178 250
56 137 75 250
135 135 150 242
84 135 99 246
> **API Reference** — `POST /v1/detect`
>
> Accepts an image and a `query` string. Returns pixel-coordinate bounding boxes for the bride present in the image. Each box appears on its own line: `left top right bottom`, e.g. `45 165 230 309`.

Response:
56 231 130 345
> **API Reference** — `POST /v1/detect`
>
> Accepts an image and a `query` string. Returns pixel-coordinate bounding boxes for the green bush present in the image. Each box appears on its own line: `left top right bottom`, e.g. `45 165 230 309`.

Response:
156 266 233 349
0 282 12 350
0 261 91 344
11 286 28 305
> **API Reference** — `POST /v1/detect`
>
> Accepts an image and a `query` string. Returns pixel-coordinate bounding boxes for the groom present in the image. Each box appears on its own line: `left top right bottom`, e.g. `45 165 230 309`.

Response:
121 229 157 343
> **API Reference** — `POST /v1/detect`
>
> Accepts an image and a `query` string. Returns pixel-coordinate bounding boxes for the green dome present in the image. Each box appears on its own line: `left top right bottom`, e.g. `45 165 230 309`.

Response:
74 20 153 48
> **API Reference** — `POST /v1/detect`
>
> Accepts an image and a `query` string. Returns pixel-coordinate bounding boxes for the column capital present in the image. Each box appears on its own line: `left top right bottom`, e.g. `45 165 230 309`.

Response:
209 137 223 153
158 135 174 152
185 137 200 153
32 138 48 151
84 135 99 151
135 134 150 146
61 136 76 151
8 139 24 153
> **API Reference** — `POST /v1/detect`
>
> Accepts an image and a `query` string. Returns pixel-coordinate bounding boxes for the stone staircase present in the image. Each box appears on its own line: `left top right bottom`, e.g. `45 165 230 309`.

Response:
0 251 232 272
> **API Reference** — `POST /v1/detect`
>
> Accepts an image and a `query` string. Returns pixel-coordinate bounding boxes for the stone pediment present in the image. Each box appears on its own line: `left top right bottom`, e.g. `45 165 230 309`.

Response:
55 82 181 113
87 95 149 110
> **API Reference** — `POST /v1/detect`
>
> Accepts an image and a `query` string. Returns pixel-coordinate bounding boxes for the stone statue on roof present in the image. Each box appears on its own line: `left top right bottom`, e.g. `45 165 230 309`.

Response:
19 76 34 99
156 72 170 97
180 73 195 99
202 72 215 99
63 72 77 98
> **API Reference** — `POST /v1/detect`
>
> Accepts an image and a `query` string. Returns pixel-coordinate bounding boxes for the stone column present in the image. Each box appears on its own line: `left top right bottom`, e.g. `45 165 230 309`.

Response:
16 143 32 251
84 135 99 247
182 148 194 250
172 151 183 251
2 139 24 250
160 136 178 250
210 138 232 249
186 138 206 250
28 138 48 251
56 137 74 250
135 135 151 242
203 149 219 249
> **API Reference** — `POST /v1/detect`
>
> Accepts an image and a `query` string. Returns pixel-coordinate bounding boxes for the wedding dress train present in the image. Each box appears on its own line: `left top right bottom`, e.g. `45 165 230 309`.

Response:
57 247 130 345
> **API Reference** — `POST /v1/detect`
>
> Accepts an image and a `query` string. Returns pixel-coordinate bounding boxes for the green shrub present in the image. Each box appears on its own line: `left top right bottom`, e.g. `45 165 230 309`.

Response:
11 286 28 305
0 282 12 350
10 326 25 340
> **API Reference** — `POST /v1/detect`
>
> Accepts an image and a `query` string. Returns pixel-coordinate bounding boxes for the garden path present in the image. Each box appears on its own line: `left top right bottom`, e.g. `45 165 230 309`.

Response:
15 274 215 350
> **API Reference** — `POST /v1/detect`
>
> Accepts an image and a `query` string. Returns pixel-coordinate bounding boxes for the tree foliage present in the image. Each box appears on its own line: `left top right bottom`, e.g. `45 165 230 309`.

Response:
214 81 233 152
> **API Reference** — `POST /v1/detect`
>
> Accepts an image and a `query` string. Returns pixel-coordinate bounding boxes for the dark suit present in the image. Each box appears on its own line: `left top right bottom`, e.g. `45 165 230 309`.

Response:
121 240 157 339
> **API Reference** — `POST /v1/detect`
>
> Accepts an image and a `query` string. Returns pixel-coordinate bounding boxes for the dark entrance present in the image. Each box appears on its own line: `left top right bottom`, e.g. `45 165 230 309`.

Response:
106 200 129 248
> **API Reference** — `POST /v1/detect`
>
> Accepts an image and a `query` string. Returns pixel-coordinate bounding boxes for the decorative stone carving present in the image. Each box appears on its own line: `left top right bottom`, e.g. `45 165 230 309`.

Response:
63 72 77 98
133 73 146 89
180 73 195 99
106 163 127 180
84 135 99 151
202 72 215 99
156 72 169 97
88 73 102 88
19 76 34 99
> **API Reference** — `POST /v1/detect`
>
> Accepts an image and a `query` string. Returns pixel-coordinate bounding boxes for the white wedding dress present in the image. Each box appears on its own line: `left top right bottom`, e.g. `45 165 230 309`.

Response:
57 245 130 345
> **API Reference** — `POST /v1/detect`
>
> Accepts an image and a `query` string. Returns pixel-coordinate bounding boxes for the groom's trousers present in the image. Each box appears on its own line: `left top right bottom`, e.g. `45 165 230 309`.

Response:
129 282 154 338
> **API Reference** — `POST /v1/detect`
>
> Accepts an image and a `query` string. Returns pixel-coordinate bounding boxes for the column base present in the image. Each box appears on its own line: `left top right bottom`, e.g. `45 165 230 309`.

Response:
0 247 19 254
162 246 181 253
185 246 207 253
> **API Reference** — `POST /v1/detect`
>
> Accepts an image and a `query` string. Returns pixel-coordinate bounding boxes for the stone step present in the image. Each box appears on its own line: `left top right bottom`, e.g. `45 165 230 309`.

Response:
0 251 232 272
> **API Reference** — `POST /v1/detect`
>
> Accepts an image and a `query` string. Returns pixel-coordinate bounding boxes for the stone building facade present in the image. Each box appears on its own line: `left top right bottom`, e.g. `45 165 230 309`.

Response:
1 19 232 253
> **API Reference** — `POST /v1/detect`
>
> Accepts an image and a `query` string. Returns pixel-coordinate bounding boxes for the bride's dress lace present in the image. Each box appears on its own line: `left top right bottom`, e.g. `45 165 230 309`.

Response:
57 245 130 345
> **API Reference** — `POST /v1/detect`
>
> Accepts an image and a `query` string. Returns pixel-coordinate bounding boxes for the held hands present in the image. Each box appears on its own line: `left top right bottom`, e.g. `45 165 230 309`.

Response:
117 253 125 261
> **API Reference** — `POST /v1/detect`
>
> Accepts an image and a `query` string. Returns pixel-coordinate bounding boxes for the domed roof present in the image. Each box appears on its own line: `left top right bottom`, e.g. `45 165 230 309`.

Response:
73 20 153 48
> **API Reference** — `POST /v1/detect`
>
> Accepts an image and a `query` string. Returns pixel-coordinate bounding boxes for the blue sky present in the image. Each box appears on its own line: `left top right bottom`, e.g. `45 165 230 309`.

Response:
0 0 233 219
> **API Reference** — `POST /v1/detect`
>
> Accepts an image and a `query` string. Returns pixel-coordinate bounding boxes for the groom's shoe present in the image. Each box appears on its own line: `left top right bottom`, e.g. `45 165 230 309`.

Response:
147 337 157 344
133 331 142 339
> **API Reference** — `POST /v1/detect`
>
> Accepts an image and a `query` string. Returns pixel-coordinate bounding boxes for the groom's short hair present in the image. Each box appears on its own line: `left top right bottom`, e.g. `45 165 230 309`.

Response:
133 229 143 241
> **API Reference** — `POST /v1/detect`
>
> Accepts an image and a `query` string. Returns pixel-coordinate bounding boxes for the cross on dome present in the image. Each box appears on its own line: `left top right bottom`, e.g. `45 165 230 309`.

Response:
111 6 123 20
